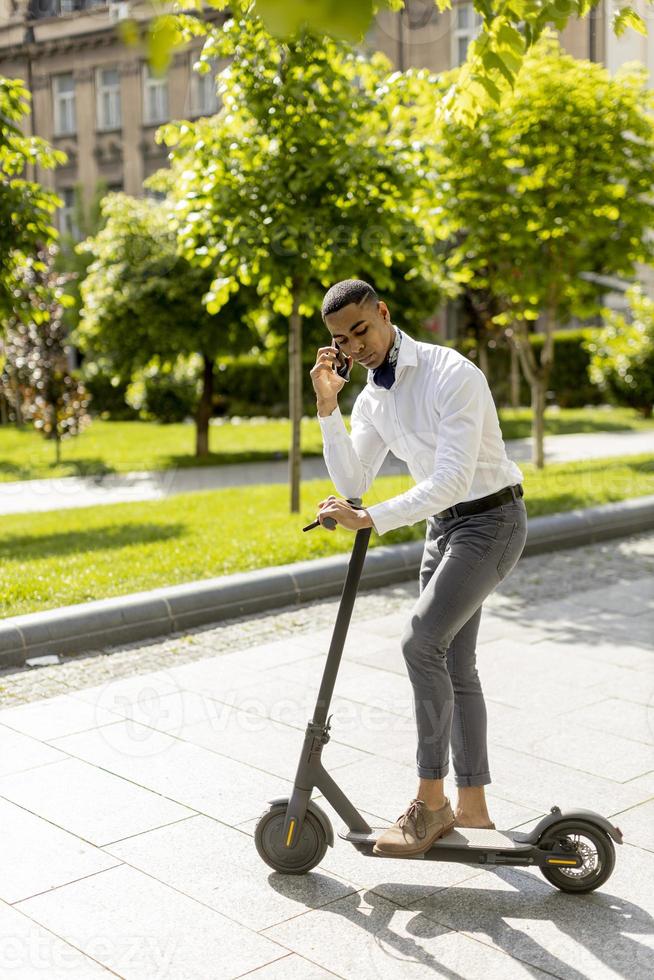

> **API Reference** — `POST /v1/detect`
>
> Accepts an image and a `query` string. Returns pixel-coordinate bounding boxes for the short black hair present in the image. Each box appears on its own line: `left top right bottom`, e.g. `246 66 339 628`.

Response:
321 279 378 321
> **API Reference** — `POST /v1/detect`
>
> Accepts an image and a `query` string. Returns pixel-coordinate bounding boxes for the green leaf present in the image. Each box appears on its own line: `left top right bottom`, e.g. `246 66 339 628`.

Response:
481 50 516 87
475 71 502 105
147 15 181 76
612 6 647 37
497 22 525 55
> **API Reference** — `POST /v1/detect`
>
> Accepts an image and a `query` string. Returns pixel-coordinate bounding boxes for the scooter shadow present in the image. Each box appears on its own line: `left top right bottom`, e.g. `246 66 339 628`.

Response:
264 868 654 978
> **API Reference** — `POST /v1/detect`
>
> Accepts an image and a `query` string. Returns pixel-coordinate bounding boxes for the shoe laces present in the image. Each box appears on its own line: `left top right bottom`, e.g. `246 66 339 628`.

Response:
397 798 427 840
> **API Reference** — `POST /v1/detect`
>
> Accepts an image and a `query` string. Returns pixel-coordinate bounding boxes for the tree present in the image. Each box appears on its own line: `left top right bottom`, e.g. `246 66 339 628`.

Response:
584 285 654 418
54 179 109 336
159 13 449 510
76 192 260 456
421 31 654 466
1 245 91 462
164 0 651 126
0 76 65 323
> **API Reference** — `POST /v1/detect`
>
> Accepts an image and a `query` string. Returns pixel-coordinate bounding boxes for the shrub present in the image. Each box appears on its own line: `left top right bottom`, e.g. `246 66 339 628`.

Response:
126 356 202 423
583 287 654 418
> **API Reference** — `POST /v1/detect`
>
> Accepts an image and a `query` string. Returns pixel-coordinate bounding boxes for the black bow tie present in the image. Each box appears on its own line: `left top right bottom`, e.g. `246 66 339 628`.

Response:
373 358 396 389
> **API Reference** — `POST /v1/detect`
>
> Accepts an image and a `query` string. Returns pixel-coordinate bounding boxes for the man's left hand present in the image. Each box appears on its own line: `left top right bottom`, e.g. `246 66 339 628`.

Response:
316 495 374 532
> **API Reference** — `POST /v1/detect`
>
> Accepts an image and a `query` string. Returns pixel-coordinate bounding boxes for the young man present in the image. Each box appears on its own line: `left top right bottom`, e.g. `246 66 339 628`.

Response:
310 278 528 857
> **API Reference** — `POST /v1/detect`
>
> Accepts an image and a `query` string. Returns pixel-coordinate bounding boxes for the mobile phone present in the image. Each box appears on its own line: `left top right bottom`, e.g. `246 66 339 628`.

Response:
333 341 351 382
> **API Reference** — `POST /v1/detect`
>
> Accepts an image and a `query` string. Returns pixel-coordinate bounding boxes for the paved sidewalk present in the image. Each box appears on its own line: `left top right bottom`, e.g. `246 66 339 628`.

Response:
0 534 652 978
1 428 653 515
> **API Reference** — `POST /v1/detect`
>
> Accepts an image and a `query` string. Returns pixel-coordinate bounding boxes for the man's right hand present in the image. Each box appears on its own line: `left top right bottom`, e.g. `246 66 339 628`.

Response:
310 345 351 414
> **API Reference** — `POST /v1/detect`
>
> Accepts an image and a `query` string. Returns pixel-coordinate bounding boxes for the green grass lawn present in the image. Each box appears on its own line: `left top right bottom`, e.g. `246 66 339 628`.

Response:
4 452 653 618
0 405 652 483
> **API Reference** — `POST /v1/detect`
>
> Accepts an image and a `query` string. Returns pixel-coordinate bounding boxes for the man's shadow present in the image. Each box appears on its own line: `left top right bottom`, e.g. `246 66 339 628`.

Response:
265 865 654 978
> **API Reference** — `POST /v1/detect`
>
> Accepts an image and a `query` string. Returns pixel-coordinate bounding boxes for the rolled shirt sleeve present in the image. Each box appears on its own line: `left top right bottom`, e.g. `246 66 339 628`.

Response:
365 361 487 536
317 401 388 507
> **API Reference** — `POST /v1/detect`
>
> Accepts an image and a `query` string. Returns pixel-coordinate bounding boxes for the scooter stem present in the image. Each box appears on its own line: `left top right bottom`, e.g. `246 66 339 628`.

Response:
311 498 371 729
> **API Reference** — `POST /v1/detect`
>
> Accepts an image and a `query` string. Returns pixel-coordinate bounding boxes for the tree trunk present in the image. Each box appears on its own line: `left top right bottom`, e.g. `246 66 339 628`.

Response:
510 343 521 408
195 354 215 457
530 379 546 468
288 289 303 513
507 318 551 470
478 338 489 381
11 369 23 428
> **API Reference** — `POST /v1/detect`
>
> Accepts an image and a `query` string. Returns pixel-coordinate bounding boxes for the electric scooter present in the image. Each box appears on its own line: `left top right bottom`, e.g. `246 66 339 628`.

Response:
254 498 623 894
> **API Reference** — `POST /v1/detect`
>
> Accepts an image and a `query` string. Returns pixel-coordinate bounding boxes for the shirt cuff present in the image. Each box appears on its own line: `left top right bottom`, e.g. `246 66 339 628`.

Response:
365 499 403 537
317 402 346 439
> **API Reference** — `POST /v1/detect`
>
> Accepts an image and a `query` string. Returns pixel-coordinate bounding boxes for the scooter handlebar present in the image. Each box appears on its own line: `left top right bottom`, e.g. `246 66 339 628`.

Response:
302 497 363 533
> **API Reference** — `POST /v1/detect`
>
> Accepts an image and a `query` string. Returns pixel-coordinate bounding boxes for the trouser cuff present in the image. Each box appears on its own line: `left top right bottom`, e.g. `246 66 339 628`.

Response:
454 771 491 787
417 764 450 779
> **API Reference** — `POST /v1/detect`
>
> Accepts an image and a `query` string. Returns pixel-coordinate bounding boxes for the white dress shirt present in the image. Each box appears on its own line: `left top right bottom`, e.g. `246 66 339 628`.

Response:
317 327 524 537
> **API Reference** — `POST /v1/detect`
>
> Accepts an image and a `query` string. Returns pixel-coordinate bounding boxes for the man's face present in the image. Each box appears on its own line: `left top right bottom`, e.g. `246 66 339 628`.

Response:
324 297 394 371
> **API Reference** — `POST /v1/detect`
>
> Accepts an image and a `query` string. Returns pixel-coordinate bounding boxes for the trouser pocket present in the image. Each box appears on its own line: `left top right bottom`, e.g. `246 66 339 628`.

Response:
496 518 527 579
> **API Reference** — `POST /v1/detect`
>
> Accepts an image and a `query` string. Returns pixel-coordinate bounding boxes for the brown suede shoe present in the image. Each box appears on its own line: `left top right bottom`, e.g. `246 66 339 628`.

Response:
372 797 456 857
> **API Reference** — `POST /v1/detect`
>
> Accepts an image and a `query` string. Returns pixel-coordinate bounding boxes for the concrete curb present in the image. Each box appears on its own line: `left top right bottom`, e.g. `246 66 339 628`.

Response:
3 494 654 670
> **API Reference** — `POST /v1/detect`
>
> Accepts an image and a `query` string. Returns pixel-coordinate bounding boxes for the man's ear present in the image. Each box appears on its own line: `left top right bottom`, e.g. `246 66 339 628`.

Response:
378 300 391 322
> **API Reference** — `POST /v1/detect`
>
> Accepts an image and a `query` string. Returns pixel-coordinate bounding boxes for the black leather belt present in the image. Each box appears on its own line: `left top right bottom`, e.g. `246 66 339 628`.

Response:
436 483 524 520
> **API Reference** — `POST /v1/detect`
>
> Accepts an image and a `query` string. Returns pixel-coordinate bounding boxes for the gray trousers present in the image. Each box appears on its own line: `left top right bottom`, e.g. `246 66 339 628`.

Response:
400 490 528 786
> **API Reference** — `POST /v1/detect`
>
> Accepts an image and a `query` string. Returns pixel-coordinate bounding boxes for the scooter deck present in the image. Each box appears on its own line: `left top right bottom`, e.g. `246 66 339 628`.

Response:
338 825 529 855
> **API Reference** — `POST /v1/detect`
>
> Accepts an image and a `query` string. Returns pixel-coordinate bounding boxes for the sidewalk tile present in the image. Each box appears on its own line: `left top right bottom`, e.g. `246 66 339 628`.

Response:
571 662 654 706
551 612 653 649
174 709 367 777
261 887 548 979
0 900 113 977
0 757 194 846
267 658 415 720
480 743 651 814
475 641 613 714
0 692 121 741
0 725 67 777
557 697 654 745
15 864 288 980
104 814 356 932
69 662 262 716
0 797 119 903
234 953 342 978
51 722 292 825
610 800 654 852
187 638 320 675
568 578 652 616
409 857 649 980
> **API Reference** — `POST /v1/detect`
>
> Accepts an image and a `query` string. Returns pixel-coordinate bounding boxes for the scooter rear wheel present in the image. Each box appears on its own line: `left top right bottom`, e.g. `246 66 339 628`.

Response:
538 819 616 893
255 803 328 875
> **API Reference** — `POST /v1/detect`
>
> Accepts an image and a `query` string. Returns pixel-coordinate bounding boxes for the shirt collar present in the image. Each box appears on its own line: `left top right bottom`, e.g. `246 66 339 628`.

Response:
368 325 418 388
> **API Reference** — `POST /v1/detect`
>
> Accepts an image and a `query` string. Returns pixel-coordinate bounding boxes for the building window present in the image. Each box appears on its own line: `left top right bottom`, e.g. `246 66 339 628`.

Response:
452 2 483 67
59 187 79 238
143 64 168 124
53 73 76 136
189 56 219 116
96 67 121 131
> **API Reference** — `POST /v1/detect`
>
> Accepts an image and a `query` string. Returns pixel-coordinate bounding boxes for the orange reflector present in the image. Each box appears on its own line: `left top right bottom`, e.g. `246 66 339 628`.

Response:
547 858 578 865
286 819 296 847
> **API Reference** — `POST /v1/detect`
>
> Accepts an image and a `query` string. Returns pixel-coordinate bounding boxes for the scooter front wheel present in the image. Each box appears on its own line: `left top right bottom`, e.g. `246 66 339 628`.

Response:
538 819 616 893
255 803 328 875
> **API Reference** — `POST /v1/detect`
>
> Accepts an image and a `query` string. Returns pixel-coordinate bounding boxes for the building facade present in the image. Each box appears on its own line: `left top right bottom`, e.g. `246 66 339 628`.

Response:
0 0 224 234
